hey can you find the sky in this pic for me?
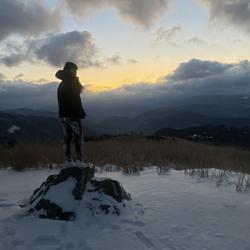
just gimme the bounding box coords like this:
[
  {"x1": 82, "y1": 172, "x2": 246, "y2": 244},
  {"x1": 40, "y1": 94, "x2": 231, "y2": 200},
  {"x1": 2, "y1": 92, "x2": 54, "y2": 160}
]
[{"x1": 0, "y1": 0, "x2": 250, "y2": 111}]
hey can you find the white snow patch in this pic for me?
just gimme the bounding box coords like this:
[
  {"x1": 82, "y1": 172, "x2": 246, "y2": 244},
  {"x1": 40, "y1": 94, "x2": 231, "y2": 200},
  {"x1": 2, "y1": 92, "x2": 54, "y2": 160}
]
[
  {"x1": 7, "y1": 125, "x2": 20, "y2": 134},
  {"x1": 192, "y1": 134, "x2": 198, "y2": 138},
  {"x1": 41, "y1": 177, "x2": 78, "y2": 213}
]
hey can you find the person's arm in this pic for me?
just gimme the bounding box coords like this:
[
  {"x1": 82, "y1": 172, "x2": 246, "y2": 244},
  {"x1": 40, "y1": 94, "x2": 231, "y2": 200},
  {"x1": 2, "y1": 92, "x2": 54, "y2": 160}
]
[
  {"x1": 75, "y1": 77, "x2": 84, "y2": 92},
  {"x1": 55, "y1": 70, "x2": 64, "y2": 80}
]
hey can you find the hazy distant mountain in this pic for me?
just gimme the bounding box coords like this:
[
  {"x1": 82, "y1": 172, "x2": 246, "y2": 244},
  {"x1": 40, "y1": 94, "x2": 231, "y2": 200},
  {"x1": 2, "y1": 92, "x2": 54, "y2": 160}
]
[
  {"x1": 155, "y1": 125, "x2": 250, "y2": 147},
  {"x1": 174, "y1": 95, "x2": 250, "y2": 118},
  {"x1": 2, "y1": 94, "x2": 250, "y2": 137},
  {"x1": 2, "y1": 94, "x2": 250, "y2": 123},
  {"x1": 6, "y1": 108, "x2": 57, "y2": 117},
  {"x1": 0, "y1": 111, "x2": 96, "y2": 143},
  {"x1": 92, "y1": 107, "x2": 250, "y2": 135},
  {"x1": 84, "y1": 94, "x2": 250, "y2": 123},
  {"x1": 84, "y1": 102, "x2": 149, "y2": 123}
]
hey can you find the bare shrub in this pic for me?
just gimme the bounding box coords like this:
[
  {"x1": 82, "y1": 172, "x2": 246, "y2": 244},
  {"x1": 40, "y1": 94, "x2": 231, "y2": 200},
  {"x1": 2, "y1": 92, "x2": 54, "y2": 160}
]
[
  {"x1": 122, "y1": 166, "x2": 141, "y2": 176},
  {"x1": 156, "y1": 166, "x2": 170, "y2": 175},
  {"x1": 236, "y1": 173, "x2": 246, "y2": 192}
]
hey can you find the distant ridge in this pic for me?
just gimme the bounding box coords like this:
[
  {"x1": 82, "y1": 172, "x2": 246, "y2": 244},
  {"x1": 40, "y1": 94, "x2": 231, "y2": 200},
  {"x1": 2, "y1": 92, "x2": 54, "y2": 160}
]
[
  {"x1": 155, "y1": 125, "x2": 250, "y2": 148},
  {"x1": 91, "y1": 107, "x2": 250, "y2": 135}
]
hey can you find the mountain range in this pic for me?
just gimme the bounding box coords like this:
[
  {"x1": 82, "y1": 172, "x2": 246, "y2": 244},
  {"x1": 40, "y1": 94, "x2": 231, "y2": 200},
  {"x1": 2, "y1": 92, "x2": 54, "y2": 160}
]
[
  {"x1": 91, "y1": 108, "x2": 250, "y2": 135},
  {"x1": 1, "y1": 94, "x2": 250, "y2": 143}
]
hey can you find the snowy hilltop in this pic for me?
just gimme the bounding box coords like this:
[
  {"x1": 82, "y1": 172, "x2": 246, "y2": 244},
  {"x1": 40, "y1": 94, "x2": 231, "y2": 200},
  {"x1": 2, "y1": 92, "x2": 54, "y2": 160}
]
[{"x1": 0, "y1": 167, "x2": 250, "y2": 250}]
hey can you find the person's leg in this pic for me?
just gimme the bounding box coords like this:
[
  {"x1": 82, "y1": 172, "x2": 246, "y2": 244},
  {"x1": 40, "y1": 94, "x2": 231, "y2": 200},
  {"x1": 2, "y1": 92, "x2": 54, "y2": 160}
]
[
  {"x1": 71, "y1": 119, "x2": 83, "y2": 162},
  {"x1": 62, "y1": 119, "x2": 73, "y2": 162}
]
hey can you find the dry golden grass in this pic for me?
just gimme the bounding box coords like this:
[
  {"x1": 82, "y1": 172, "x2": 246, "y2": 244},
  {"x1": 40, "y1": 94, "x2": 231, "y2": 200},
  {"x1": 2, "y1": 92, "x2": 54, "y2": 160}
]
[
  {"x1": 1, "y1": 135, "x2": 250, "y2": 173},
  {"x1": 0, "y1": 141, "x2": 62, "y2": 170}
]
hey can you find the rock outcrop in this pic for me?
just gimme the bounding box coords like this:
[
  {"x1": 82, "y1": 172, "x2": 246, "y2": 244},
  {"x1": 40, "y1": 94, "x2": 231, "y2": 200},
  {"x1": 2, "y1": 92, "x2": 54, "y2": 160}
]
[{"x1": 20, "y1": 167, "x2": 131, "y2": 220}]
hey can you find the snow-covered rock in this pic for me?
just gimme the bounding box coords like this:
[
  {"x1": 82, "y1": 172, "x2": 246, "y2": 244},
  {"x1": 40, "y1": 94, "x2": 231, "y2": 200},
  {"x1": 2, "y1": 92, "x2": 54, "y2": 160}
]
[{"x1": 20, "y1": 167, "x2": 131, "y2": 220}]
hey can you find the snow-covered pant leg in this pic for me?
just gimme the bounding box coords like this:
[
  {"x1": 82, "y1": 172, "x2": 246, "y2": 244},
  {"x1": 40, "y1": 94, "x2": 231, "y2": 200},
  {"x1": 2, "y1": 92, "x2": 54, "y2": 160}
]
[
  {"x1": 61, "y1": 118, "x2": 83, "y2": 162},
  {"x1": 72, "y1": 119, "x2": 83, "y2": 161},
  {"x1": 62, "y1": 119, "x2": 73, "y2": 162}
]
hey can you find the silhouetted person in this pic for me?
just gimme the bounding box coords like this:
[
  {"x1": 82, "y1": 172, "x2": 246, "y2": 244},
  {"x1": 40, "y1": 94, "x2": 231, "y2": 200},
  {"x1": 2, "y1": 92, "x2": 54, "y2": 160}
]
[{"x1": 56, "y1": 62, "x2": 86, "y2": 166}]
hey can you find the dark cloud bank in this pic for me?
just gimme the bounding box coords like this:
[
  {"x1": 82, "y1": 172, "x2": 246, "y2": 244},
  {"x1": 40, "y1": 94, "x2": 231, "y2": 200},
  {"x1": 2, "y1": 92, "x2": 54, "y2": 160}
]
[
  {"x1": 65, "y1": 0, "x2": 169, "y2": 28},
  {"x1": 201, "y1": 0, "x2": 250, "y2": 33},
  {"x1": 0, "y1": 30, "x2": 137, "y2": 68},
  {"x1": 0, "y1": 0, "x2": 61, "y2": 41},
  {"x1": 0, "y1": 31, "x2": 100, "y2": 68},
  {"x1": 34, "y1": 31, "x2": 100, "y2": 67},
  {"x1": 1, "y1": 59, "x2": 250, "y2": 120}
]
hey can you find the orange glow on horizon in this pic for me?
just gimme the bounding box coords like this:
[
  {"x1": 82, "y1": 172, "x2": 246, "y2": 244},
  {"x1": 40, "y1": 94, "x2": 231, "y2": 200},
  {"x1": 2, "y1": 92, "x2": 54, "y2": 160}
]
[
  {"x1": 2, "y1": 54, "x2": 249, "y2": 93},
  {"x1": 2, "y1": 61, "x2": 174, "y2": 92}
]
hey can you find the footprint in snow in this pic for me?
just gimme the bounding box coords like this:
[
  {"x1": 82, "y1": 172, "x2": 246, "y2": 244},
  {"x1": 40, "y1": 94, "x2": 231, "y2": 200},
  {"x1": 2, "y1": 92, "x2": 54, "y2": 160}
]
[{"x1": 135, "y1": 231, "x2": 158, "y2": 250}]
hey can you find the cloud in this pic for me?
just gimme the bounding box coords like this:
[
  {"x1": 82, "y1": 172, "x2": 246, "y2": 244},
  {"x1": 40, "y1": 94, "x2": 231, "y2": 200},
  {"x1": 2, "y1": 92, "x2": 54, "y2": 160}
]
[
  {"x1": 0, "y1": 42, "x2": 29, "y2": 66},
  {"x1": 154, "y1": 26, "x2": 181, "y2": 46},
  {"x1": 33, "y1": 31, "x2": 100, "y2": 68},
  {"x1": 0, "y1": 73, "x2": 6, "y2": 80},
  {"x1": 0, "y1": 31, "x2": 101, "y2": 68},
  {"x1": 162, "y1": 59, "x2": 250, "y2": 95},
  {"x1": 64, "y1": 0, "x2": 169, "y2": 28},
  {"x1": 201, "y1": 0, "x2": 250, "y2": 33},
  {"x1": 155, "y1": 26, "x2": 181, "y2": 41},
  {"x1": 1, "y1": 53, "x2": 27, "y2": 67},
  {"x1": 0, "y1": 78, "x2": 58, "y2": 109},
  {"x1": 0, "y1": 0, "x2": 61, "y2": 41},
  {"x1": 14, "y1": 74, "x2": 24, "y2": 80},
  {"x1": 106, "y1": 54, "x2": 122, "y2": 65},
  {"x1": 128, "y1": 59, "x2": 138, "y2": 64},
  {"x1": 0, "y1": 41, "x2": 29, "y2": 66},
  {"x1": 187, "y1": 37, "x2": 206, "y2": 46},
  {"x1": 166, "y1": 58, "x2": 233, "y2": 81},
  {"x1": 1, "y1": 59, "x2": 250, "y2": 112}
]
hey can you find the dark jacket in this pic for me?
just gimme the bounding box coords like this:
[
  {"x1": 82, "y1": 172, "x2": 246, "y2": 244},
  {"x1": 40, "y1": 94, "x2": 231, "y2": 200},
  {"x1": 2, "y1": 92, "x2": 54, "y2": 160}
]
[{"x1": 56, "y1": 70, "x2": 86, "y2": 119}]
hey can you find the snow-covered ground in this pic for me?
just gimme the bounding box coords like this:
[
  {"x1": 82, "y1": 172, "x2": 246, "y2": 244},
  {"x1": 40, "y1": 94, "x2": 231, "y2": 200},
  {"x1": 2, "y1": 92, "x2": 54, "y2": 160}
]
[{"x1": 0, "y1": 167, "x2": 250, "y2": 250}]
